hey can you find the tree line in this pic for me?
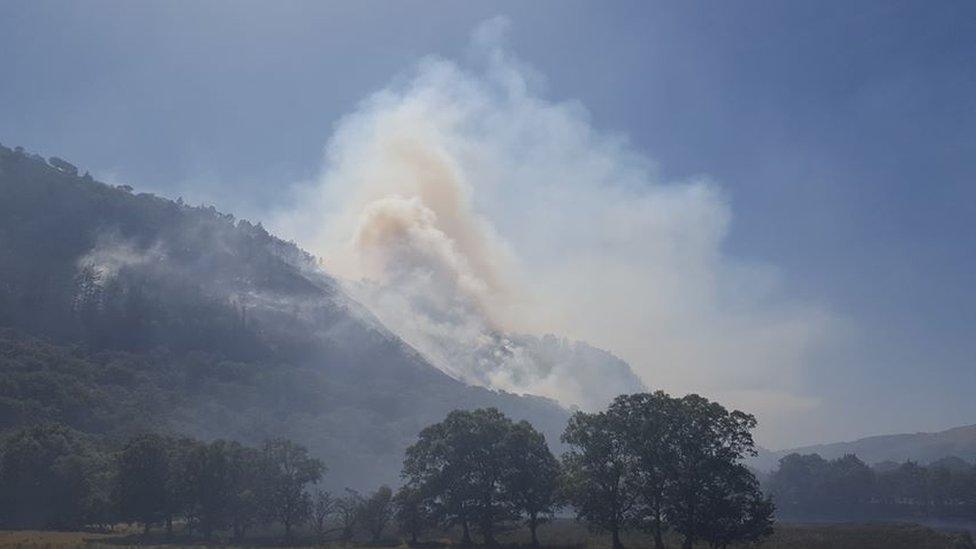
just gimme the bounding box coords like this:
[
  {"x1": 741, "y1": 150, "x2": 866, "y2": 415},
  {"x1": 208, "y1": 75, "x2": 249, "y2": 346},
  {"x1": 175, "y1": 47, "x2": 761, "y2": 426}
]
[
  {"x1": 768, "y1": 452, "x2": 976, "y2": 522},
  {"x1": 400, "y1": 392, "x2": 773, "y2": 549},
  {"x1": 0, "y1": 391, "x2": 772, "y2": 547},
  {"x1": 0, "y1": 424, "x2": 388, "y2": 543}
]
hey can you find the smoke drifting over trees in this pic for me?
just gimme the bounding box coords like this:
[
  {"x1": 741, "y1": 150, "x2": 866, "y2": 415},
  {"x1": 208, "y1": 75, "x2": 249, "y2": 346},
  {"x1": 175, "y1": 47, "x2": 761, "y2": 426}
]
[
  {"x1": 0, "y1": 143, "x2": 569, "y2": 489},
  {"x1": 272, "y1": 19, "x2": 834, "y2": 434}
]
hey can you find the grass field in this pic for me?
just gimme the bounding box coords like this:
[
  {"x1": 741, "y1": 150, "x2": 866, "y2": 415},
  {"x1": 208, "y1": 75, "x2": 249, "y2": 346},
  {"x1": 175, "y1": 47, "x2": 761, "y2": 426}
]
[{"x1": 1, "y1": 521, "x2": 973, "y2": 548}]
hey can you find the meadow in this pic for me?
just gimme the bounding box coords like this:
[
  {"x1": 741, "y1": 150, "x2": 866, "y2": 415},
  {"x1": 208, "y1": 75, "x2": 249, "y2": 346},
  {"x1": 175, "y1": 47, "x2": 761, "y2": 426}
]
[{"x1": 1, "y1": 521, "x2": 973, "y2": 549}]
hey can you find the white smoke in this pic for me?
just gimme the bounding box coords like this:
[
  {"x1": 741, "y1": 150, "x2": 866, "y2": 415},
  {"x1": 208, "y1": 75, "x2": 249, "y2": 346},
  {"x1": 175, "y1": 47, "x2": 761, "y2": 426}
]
[
  {"x1": 273, "y1": 18, "x2": 834, "y2": 431},
  {"x1": 77, "y1": 235, "x2": 166, "y2": 282}
]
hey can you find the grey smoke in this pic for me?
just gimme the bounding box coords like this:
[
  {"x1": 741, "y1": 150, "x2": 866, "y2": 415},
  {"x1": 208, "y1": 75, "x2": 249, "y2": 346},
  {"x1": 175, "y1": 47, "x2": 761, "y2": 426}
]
[{"x1": 273, "y1": 19, "x2": 836, "y2": 434}]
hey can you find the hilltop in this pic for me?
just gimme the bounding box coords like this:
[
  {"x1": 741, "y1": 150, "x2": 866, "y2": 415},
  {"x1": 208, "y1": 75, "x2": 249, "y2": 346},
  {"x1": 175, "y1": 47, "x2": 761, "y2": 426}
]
[{"x1": 0, "y1": 144, "x2": 570, "y2": 489}]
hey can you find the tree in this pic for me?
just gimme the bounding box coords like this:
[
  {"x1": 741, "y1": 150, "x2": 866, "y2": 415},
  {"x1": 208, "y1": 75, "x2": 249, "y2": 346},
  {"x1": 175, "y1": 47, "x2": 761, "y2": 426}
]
[
  {"x1": 767, "y1": 453, "x2": 830, "y2": 517},
  {"x1": 187, "y1": 440, "x2": 241, "y2": 538},
  {"x1": 311, "y1": 489, "x2": 334, "y2": 541},
  {"x1": 114, "y1": 434, "x2": 170, "y2": 534},
  {"x1": 503, "y1": 420, "x2": 562, "y2": 547},
  {"x1": 259, "y1": 438, "x2": 325, "y2": 540},
  {"x1": 225, "y1": 443, "x2": 262, "y2": 539},
  {"x1": 335, "y1": 488, "x2": 364, "y2": 541},
  {"x1": 768, "y1": 453, "x2": 874, "y2": 519},
  {"x1": 0, "y1": 424, "x2": 99, "y2": 530},
  {"x1": 698, "y1": 464, "x2": 774, "y2": 549},
  {"x1": 822, "y1": 454, "x2": 874, "y2": 517},
  {"x1": 394, "y1": 485, "x2": 432, "y2": 545},
  {"x1": 561, "y1": 410, "x2": 640, "y2": 549},
  {"x1": 164, "y1": 437, "x2": 204, "y2": 537},
  {"x1": 664, "y1": 394, "x2": 762, "y2": 549},
  {"x1": 360, "y1": 485, "x2": 394, "y2": 542},
  {"x1": 402, "y1": 408, "x2": 521, "y2": 545},
  {"x1": 609, "y1": 392, "x2": 677, "y2": 549}
]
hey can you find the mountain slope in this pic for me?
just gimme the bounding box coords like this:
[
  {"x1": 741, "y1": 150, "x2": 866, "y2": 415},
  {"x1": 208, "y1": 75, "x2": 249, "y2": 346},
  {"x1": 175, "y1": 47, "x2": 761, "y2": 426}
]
[
  {"x1": 752, "y1": 424, "x2": 976, "y2": 471},
  {"x1": 0, "y1": 144, "x2": 570, "y2": 489}
]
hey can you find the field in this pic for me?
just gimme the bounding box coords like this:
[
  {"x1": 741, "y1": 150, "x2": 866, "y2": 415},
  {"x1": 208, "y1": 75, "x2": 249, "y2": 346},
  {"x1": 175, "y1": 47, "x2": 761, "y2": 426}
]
[{"x1": 1, "y1": 522, "x2": 973, "y2": 549}]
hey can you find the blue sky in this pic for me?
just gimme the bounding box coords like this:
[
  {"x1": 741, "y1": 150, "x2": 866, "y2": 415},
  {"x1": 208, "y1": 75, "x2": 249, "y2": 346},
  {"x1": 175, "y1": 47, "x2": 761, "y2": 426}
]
[{"x1": 2, "y1": 0, "x2": 974, "y2": 447}]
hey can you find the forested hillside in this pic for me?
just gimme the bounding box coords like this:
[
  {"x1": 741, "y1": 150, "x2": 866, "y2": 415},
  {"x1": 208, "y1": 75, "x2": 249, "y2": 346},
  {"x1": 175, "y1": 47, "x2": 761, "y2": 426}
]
[{"x1": 0, "y1": 144, "x2": 569, "y2": 489}]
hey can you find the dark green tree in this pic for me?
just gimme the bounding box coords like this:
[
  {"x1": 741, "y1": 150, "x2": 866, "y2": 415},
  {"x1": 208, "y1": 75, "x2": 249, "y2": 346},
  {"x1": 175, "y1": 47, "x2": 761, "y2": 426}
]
[
  {"x1": 188, "y1": 440, "x2": 240, "y2": 538},
  {"x1": 360, "y1": 485, "x2": 394, "y2": 542},
  {"x1": 164, "y1": 436, "x2": 203, "y2": 537},
  {"x1": 224, "y1": 442, "x2": 263, "y2": 539},
  {"x1": 561, "y1": 410, "x2": 640, "y2": 549},
  {"x1": 608, "y1": 392, "x2": 676, "y2": 549},
  {"x1": 402, "y1": 408, "x2": 520, "y2": 545},
  {"x1": 259, "y1": 438, "x2": 325, "y2": 540},
  {"x1": 698, "y1": 463, "x2": 774, "y2": 549},
  {"x1": 0, "y1": 424, "x2": 99, "y2": 530},
  {"x1": 503, "y1": 420, "x2": 562, "y2": 547},
  {"x1": 114, "y1": 434, "x2": 170, "y2": 535},
  {"x1": 665, "y1": 394, "x2": 762, "y2": 549},
  {"x1": 393, "y1": 484, "x2": 432, "y2": 545}
]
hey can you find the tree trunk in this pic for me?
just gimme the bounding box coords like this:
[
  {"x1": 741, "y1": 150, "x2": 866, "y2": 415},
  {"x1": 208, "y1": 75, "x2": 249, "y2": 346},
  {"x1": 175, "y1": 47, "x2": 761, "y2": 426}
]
[
  {"x1": 411, "y1": 530, "x2": 418, "y2": 545},
  {"x1": 530, "y1": 517, "x2": 540, "y2": 547},
  {"x1": 461, "y1": 520, "x2": 473, "y2": 545},
  {"x1": 483, "y1": 519, "x2": 498, "y2": 547},
  {"x1": 612, "y1": 526, "x2": 625, "y2": 549},
  {"x1": 165, "y1": 516, "x2": 173, "y2": 537},
  {"x1": 682, "y1": 535, "x2": 693, "y2": 549},
  {"x1": 652, "y1": 514, "x2": 665, "y2": 549}
]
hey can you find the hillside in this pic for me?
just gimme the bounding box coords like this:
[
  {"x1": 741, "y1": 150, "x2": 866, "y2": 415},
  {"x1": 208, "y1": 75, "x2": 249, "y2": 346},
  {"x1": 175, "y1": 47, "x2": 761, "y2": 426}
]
[
  {"x1": 752, "y1": 424, "x2": 976, "y2": 471},
  {"x1": 0, "y1": 144, "x2": 570, "y2": 489}
]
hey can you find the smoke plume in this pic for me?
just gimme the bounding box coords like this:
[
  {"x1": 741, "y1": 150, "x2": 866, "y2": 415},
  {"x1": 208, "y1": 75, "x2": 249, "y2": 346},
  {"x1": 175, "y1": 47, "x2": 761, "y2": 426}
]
[{"x1": 273, "y1": 19, "x2": 834, "y2": 431}]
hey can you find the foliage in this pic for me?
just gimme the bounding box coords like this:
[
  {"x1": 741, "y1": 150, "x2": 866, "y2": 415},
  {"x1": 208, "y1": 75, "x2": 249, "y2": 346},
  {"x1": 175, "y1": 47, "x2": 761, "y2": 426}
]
[
  {"x1": 0, "y1": 424, "x2": 107, "y2": 530},
  {"x1": 113, "y1": 434, "x2": 170, "y2": 532},
  {"x1": 402, "y1": 408, "x2": 530, "y2": 544},
  {"x1": 503, "y1": 420, "x2": 564, "y2": 546},
  {"x1": 258, "y1": 439, "x2": 325, "y2": 539},
  {"x1": 769, "y1": 451, "x2": 976, "y2": 522},
  {"x1": 393, "y1": 484, "x2": 432, "y2": 545},
  {"x1": 562, "y1": 410, "x2": 640, "y2": 549},
  {"x1": 334, "y1": 488, "x2": 365, "y2": 541},
  {"x1": 311, "y1": 489, "x2": 333, "y2": 541},
  {"x1": 359, "y1": 485, "x2": 394, "y2": 542},
  {"x1": 0, "y1": 144, "x2": 571, "y2": 490},
  {"x1": 562, "y1": 393, "x2": 771, "y2": 549}
]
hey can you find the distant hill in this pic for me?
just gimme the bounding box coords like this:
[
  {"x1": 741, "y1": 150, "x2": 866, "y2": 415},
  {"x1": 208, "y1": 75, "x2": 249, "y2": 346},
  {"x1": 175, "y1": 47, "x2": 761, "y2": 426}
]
[
  {"x1": 751, "y1": 424, "x2": 976, "y2": 471},
  {"x1": 0, "y1": 144, "x2": 570, "y2": 489}
]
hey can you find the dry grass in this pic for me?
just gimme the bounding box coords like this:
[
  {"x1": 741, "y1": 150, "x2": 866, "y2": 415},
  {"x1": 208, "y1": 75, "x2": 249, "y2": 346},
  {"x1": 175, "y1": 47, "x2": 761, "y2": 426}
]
[
  {"x1": 0, "y1": 522, "x2": 972, "y2": 548},
  {"x1": 0, "y1": 530, "x2": 115, "y2": 548}
]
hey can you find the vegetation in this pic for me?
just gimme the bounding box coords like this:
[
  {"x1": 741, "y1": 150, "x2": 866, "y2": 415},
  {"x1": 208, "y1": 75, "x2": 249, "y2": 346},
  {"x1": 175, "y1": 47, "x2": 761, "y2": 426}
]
[
  {"x1": 0, "y1": 426, "x2": 325, "y2": 541},
  {"x1": 401, "y1": 408, "x2": 561, "y2": 545},
  {"x1": 561, "y1": 393, "x2": 773, "y2": 549},
  {"x1": 0, "y1": 143, "x2": 570, "y2": 488},
  {"x1": 1, "y1": 145, "x2": 973, "y2": 547},
  {"x1": 396, "y1": 398, "x2": 770, "y2": 548},
  {"x1": 769, "y1": 451, "x2": 976, "y2": 523}
]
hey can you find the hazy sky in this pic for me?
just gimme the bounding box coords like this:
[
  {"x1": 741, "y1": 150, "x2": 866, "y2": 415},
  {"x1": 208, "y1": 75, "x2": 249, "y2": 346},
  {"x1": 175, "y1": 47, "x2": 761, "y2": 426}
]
[{"x1": 2, "y1": 0, "x2": 974, "y2": 449}]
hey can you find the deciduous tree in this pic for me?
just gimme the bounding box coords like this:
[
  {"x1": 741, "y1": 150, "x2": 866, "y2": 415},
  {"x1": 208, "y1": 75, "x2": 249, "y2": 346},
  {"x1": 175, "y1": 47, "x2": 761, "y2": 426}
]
[{"x1": 562, "y1": 410, "x2": 640, "y2": 549}]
